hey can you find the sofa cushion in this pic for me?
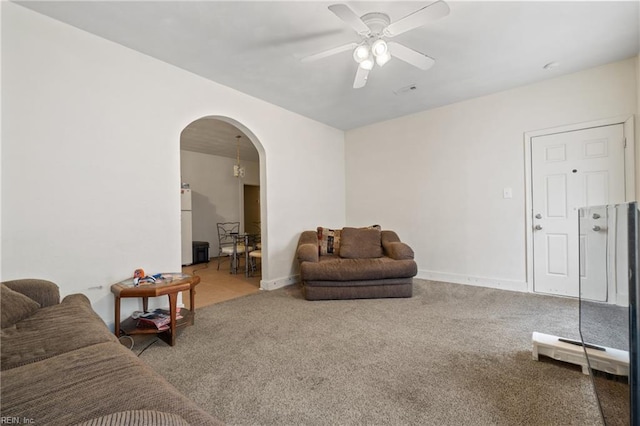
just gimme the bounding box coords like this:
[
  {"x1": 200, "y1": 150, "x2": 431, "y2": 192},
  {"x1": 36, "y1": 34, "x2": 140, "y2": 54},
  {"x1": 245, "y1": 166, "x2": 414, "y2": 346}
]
[
  {"x1": 317, "y1": 227, "x2": 341, "y2": 256},
  {"x1": 301, "y1": 256, "x2": 417, "y2": 281},
  {"x1": 1, "y1": 284, "x2": 40, "y2": 329},
  {"x1": 339, "y1": 227, "x2": 383, "y2": 259},
  {"x1": 0, "y1": 342, "x2": 221, "y2": 425},
  {"x1": 1, "y1": 293, "x2": 117, "y2": 370}
]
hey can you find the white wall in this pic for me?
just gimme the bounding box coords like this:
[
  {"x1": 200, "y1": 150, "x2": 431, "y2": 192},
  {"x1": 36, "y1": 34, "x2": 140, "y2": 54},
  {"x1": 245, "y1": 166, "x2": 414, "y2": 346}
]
[
  {"x1": 180, "y1": 150, "x2": 259, "y2": 257},
  {"x1": 1, "y1": 3, "x2": 345, "y2": 325},
  {"x1": 346, "y1": 58, "x2": 638, "y2": 292},
  {"x1": 0, "y1": 3, "x2": 3, "y2": 279}
]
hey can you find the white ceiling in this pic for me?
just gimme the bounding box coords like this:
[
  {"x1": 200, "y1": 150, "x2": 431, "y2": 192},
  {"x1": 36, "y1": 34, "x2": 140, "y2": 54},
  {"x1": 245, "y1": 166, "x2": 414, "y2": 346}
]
[{"x1": 16, "y1": 1, "x2": 640, "y2": 133}]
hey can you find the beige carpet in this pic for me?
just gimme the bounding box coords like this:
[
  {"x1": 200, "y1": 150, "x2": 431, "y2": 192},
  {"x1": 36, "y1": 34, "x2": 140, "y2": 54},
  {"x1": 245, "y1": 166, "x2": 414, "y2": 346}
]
[{"x1": 136, "y1": 279, "x2": 616, "y2": 425}]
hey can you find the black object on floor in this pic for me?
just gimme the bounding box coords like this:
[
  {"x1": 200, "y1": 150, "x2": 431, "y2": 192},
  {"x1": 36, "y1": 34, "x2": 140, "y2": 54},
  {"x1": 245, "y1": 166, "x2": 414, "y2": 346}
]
[{"x1": 192, "y1": 241, "x2": 210, "y2": 264}]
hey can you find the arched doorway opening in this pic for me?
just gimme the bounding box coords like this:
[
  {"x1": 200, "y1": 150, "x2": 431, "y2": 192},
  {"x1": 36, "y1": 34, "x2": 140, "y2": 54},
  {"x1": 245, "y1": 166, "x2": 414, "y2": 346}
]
[{"x1": 178, "y1": 116, "x2": 267, "y2": 303}]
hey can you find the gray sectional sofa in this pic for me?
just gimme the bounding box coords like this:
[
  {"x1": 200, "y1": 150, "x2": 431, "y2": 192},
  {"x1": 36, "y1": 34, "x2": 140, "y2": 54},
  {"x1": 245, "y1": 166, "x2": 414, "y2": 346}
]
[
  {"x1": 0, "y1": 279, "x2": 221, "y2": 426},
  {"x1": 297, "y1": 227, "x2": 418, "y2": 300}
]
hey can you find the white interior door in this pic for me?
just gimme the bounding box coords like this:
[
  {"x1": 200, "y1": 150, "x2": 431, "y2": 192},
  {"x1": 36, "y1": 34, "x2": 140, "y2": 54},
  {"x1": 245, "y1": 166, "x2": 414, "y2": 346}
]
[{"x1": 531, "y1": 124, "x2": 625, "y2": 298}]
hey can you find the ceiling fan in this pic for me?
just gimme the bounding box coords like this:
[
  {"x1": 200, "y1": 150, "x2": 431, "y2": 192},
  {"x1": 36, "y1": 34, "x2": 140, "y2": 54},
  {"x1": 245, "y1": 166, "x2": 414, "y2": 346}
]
[{"x1": 301, "y1": 1, "x2": 450, "y2": 89}]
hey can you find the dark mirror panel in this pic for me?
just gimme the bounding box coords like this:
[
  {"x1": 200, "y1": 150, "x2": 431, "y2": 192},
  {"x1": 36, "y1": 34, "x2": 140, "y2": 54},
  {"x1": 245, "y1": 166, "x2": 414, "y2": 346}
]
[{"x1": 579, "y1": 202, "x2": 638, "y2": 426}]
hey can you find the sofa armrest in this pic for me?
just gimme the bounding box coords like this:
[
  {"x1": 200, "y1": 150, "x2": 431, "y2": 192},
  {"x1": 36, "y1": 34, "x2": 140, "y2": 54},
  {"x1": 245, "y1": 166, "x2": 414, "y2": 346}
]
[
  {"x1": 297, "y1": 231, "x2": 319, "y2": 263},
  {"x1": 383, "y1": 242, "x2": 415, "y2": 260},
  {"x1": 381, "y1": 231, "x2": 415, "y2": 260},
  {"x1": 381, "y1": 230, "x2": 401, "y2": 244},
  {"x1": 61, "y1": 293, "x2": 92, "y2": 306},
  {"x1": 2, "y1": 279, "x2": 60, "y2": 307}
]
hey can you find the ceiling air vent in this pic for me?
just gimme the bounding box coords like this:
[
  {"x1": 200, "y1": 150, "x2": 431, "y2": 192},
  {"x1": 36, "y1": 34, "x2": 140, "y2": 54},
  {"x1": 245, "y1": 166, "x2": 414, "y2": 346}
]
[{"x1": 394, "y1": 84, "x2": 418, "y2": 95}]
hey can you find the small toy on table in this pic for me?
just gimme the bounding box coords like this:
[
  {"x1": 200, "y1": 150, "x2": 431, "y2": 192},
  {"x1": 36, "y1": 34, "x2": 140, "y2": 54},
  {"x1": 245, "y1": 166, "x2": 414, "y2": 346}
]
[{"x1": 133, "y1": 269, "x2": 164, "y2": 286}]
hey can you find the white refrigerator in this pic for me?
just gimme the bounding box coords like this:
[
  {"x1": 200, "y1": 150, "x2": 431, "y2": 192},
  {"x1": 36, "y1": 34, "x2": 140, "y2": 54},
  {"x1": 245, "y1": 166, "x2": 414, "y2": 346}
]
[{"x1": 181, "y1": 188, "x2": 193, "y2": 266}]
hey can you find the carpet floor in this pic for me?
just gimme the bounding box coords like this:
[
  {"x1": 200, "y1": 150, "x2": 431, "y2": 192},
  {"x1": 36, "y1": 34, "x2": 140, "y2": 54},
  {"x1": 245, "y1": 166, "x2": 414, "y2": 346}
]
[{"x1": 137, "y1": 279, "x2": 611, "y2": 425}]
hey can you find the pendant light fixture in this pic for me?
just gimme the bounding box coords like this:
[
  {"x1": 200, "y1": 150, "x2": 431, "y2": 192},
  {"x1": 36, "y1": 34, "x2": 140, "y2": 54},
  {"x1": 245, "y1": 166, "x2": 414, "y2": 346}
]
[{"x1": 233, "y1": 135, "x2": 245, "y2": 178}]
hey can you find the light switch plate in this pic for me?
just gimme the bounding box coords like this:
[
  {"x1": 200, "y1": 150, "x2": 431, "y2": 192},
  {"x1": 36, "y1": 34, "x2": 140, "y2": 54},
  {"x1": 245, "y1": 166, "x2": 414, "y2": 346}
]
[{"x1": 503, "y1": 187, "x2": 513, "y2": 199}]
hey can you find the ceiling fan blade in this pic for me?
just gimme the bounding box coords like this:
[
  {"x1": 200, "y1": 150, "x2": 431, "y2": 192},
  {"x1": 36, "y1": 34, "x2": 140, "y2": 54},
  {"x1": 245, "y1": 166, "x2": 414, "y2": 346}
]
[
  {"x1": 328, "y1": 4, "x2": 371, "y2": 36},
  {"x1": 388, "y1": 42, "x2": 435, "y2": 70},
  {"x1": 300, "y1": 42, "x2": 358, "y2": 62},
  {"x1": 353, "y1": 66, "x2": 370, "y2": 89},
  {"x1": 383, "y1": 0, "x2": 450, "y2": 37}
]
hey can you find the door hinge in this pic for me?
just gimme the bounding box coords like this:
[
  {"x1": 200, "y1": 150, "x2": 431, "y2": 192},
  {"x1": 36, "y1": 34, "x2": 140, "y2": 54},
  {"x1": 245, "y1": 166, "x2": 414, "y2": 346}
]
[{"x1": 624, "y1": 137, "x2": 627, "y2": 148}]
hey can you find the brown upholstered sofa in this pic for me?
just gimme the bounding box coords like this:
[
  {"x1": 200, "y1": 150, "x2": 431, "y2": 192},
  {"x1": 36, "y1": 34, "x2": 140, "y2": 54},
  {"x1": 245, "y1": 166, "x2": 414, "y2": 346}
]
[
  {"x1": 297, "y1": 227, "x2": 417, "y2": 300},
  {"x1": 0, "y1": 279, "x2": 221, "y2": 426}
]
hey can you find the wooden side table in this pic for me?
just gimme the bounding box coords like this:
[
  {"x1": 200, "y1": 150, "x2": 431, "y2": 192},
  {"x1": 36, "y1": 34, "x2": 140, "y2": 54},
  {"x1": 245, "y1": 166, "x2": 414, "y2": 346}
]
[{"x1": 111, "y1": 273, "x2": 200, "y2": 346}]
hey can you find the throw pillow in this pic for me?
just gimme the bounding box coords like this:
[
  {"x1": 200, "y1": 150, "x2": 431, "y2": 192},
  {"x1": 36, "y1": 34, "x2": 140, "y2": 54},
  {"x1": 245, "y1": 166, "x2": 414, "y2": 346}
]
[
  {"x1": 1, "y1": 283, "x2": 40, "y2": 328},
  {"x1": 339, "y1": 227, "x2": 383, "y2": 259},
  {"x1": 317, "y1": 225, "x2": 381, "y2": 256},
  {"x1": 317, "y1": 227, "x2": 341, "y2": 256}
]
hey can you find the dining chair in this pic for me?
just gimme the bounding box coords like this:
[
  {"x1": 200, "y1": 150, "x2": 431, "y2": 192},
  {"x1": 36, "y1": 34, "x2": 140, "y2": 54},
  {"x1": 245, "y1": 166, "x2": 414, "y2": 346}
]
[
  {"x1": 249, "y1": 249, "x2": 262, "y2": 276},
  {"x1": 216, "y1": 222, "x2": 250, "y2": 272},
  {"x1": 252, "y1": 221, "x2": 262, "y2": 250},
  {"x1": 248, "y1": 230, "x2": 262, "y2": 276}
]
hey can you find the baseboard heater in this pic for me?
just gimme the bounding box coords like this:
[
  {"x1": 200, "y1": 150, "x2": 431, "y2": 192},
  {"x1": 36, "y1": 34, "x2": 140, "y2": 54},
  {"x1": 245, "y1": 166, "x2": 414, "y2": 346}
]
[{"x1": 532, "y1": 332, "x2": 629, "y2": 376}]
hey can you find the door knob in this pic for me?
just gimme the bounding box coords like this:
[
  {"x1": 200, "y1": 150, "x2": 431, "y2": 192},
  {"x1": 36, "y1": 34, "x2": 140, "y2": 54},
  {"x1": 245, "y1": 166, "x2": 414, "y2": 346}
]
[
  {"x1": 534, "y1": 225, "x2": 543, "y2": 231},
  {"x1": 593, "y1": 225, "x2": 601, "y2": 232}
]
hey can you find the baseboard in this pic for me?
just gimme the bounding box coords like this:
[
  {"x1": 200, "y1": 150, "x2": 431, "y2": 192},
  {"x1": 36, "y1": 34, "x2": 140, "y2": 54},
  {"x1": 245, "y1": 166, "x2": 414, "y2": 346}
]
[
  {"x1": 260, "y1": 274, "x2": 299, "y2": 291},
  {"x1": 417, "y1": 270, "x2": 528, "y2": 293}
]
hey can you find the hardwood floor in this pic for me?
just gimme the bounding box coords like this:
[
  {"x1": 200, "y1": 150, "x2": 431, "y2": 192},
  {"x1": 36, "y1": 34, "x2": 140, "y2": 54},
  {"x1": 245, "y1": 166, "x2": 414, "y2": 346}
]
[{"x1": 181, "y1": 258, "x2": 261, "y2": 310}]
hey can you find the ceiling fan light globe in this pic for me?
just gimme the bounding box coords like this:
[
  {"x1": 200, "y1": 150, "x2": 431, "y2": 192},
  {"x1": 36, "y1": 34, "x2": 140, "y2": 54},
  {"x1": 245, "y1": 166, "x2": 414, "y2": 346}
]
[
  {"x1": 353, "y1": 45, "x2": 370, "y2": 63},
  {"x1": 360, "y1": 58, "x2": 374, "y2": 71},
  {"x1": 376, "y1": 52, "x2": 391, "y2": 67},
  {"x1": 371, "y1": 39, "x2": 388, "y2": 57}
]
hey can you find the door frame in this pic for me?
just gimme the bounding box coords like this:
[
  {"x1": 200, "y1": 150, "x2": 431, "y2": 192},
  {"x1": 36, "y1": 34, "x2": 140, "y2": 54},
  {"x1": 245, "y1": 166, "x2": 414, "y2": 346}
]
[
  {"x1": 524, "y1": 115, "x2": 636, "y2": 294},
  {"x1": 241, "y1": 183, "x2": 261, "y2": 235}
]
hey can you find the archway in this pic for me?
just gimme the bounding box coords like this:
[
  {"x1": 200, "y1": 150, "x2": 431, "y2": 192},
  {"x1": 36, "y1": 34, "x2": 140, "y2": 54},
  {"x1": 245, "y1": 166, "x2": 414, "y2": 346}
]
[{"x1": 179, "y1": 115, "x2": 267, "y2": 287}]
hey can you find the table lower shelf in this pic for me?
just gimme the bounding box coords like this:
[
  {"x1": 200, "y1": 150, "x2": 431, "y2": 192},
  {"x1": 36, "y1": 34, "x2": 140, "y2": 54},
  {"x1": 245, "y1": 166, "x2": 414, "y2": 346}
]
[{"x1": 119, "y1": 308, "x2": 195, "y2": 337}]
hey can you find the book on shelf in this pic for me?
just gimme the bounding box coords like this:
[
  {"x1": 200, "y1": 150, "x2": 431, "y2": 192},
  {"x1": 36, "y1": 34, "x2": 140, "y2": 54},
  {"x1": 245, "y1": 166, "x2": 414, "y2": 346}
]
[
  {"x1": 154, "y1": 308, "x2": 183, "y2": 320},
  {"x1": 134, "y1": 308, "x2": 182, "y2": 330}
]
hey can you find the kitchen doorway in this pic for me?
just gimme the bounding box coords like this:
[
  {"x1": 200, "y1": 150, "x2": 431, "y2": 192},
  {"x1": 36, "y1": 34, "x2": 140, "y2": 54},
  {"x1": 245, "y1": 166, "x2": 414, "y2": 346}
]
[{"x1": 179, "y1": 115, "x2": 267, "y2": 302}]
